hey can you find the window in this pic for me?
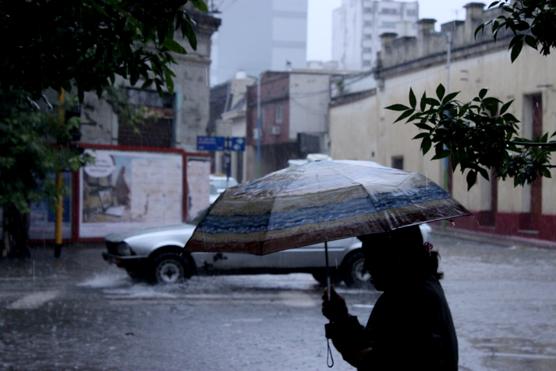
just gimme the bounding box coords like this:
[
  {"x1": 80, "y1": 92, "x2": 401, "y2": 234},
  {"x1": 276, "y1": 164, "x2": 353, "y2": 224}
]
[
  {"x1": 380, "y1": 8, "x2": 398, "y2": 15},
  {"x1": 391, "y1": 156, "x2": 404, "y2": 170},
  {"x1": 381, "y1": 21, "x2": 397, "y2": 29},
  {"x1": 275, "y1": 104, "x2": 283, "y2": 124},
  {"x1": 362, "y1": 47, "x2": 372, "y2": 54},
  {"x1": 406, "y1": 9, "x2": 417, "y2": 17}
]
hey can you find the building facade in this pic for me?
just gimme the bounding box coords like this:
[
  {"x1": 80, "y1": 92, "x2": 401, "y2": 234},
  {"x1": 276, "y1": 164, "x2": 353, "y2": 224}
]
[
  {"x1": 209, "y1": 73, "x2": 256, "y2": 183},
  {"x1": 210, "y1": 0, "x2": 308, "y2": 84},
  {"x1": 329, "y1": 3, "x2": 556, "y2": 242},
  {"x1": 244, "y1": 69, "x2": 344, "y2": 179},
  {"x1": 332, "y1": 0, "x2": 419, "y2": 70},
  {"x1": 81, "y1": 11, "x2": 221, "y2": 153}
]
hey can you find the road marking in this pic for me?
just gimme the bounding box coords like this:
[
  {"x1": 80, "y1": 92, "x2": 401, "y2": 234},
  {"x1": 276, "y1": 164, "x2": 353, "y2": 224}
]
[{"x1": 7, "y1": 290, "x2": 59, "y2": 310}]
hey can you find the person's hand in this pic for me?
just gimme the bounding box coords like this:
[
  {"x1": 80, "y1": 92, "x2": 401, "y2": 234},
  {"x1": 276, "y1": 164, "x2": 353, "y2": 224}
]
[{"x1": 322, "y1": 287, "x2": 349, "y2": 322}]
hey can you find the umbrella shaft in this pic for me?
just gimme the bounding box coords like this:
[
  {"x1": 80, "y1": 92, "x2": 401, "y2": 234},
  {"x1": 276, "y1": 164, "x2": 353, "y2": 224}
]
[{"x1": 325, "y1": 241, "x2": 331, "y2": 300}]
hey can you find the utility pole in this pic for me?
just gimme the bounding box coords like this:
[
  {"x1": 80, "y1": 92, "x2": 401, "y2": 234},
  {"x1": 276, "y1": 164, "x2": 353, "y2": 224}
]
[
  {"x1": 54, "y1": 88, "x2": 65, "y2": 258},
  {"x1": 255, "y1": 75, "x2": 262, "y2": 178}
]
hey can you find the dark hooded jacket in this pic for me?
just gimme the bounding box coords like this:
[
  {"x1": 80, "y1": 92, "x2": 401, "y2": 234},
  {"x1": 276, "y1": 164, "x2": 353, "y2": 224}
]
[{"x1": 325, "y1": 276, "x2": 458, "y2": 370}]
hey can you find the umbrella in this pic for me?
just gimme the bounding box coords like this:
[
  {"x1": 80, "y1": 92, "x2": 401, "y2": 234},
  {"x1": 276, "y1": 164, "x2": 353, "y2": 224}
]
[
  {"x1": 187, "y1": 160, "x2": 469, "y2": 258},
  {"x1": 186, "y1": 160, "x2": 470, "y2": 368}
]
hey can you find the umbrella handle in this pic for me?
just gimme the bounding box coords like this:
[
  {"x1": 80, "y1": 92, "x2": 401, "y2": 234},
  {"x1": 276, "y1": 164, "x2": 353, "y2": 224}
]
[
  {"x1": 324, "y1": 240, "x2": 334, "y2": 368},
  {"x1": 325, "y1": 240, "x2": 331, "y2": 301}
]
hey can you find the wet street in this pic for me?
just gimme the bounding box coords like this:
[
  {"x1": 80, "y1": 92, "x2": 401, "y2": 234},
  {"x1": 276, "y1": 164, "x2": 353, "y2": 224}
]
[{"x1": 1, "y1": 231, "x2": 555, "y2": 370}]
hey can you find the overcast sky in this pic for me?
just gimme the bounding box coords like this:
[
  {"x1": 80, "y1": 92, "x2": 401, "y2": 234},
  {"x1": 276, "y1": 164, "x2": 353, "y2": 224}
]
[{"x1": 307, "y1": 0, "x2": 476, "y2": 61}]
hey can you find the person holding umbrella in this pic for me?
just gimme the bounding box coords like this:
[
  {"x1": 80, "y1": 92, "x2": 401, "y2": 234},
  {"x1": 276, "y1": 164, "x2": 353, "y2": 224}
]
[{"x1": 322, "y1": 225, "x2": 458, "y2": 370}]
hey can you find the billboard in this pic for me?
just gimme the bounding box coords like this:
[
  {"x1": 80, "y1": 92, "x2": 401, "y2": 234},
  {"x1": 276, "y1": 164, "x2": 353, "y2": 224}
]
[{"x1": 79, "y1": 149, "x2": 183, "y2": 238}]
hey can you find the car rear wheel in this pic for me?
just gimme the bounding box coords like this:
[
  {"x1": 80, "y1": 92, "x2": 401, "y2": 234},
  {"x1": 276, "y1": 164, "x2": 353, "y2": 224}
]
[
  {"x1": 342, "y1": 251, "x2": 371, "y2": 287},
  {"x1": 153, "y1": 254, "x2": 186, "y2": 284}
]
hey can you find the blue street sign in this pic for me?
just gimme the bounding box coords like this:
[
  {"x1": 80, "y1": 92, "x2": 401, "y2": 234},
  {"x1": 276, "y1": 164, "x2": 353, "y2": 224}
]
[
  {"x1": 197, "y1": 136, "x2": 226, "y2": 151},
  {"x1": 197, "y1": 136, "x2": 246, "y2": 152},
  {"x1": 228, "y1": 137, "x2": 245, "y2": 152}
]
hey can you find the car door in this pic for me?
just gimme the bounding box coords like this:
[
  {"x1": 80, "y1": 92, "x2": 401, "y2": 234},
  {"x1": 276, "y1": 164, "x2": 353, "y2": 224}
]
[
  {"x1": 263, "y1": 237, "x2": 357, "y2": 269},
  {"x1": 192, "y1": 251, "x2": 273, "y2": 271}
]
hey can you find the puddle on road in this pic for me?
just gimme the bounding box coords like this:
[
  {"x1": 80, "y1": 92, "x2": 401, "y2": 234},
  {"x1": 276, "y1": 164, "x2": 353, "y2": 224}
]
[
  {"x1": 277, "y1": 291, "x2": 317, "y2": 308},
  {"x1": 77, "y1": 272, "x2": 129, "y2": 289}
]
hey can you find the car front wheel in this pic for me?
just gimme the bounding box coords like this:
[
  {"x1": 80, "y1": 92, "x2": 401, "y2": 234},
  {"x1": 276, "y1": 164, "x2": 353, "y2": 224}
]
[
  {"x1": 153, "y1": 254, "x2": 186, "y2": 284},
  {"x1": 342, "y1": 251, "x2": 371, "y2": 287}
]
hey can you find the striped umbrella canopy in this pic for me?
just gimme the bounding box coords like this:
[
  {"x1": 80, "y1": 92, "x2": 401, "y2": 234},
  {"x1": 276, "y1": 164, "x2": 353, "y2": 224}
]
[{"x1": 186, "y1": 160, "x2": 470, "y2": 255}]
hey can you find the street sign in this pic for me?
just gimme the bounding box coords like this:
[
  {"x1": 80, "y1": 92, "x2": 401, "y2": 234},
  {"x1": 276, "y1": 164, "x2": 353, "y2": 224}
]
[
  {"x1": 228, "y1": 137, "x2": 245, "y2": 152},
  {"x1": 197, "y1": 136, "x2": 246, "y2": 152},
  {"x1": 197, "y1": 136, "x2": 226, "y2": 151}
]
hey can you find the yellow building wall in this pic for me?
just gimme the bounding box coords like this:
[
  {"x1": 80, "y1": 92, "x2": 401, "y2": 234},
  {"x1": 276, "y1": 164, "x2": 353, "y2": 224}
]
[
  {"x1": 329, "y1": 47, "x2": 556, "y2": 215},
  {"x1": 329, "y1": 95, "x2": 378, "y2": 161}
]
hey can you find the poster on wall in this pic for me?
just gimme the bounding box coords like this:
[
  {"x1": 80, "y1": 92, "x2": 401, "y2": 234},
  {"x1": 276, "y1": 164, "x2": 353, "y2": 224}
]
[
  {"x1": 79, "y1": 149, "x2": 183, "y2": 238},
  {"x1": 29, "y1": 173, "x2": 72, "y2": 240},
  {"x1": 186, "y1": 158, "x2": 210, "y2": 222}
]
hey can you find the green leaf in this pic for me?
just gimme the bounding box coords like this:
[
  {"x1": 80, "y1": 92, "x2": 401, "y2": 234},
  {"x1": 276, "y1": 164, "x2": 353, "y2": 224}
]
[
  {"x1": 394, "y1": 109, "x2": 414, "y2": 123},
  {"x1": 413, "y1": 132, "x2": 429, "y2": 140},
  {"x1": 479, "y1": 88, "x2": 488, "y2": 99},
  {"x1": 442, "y1": 91, "x2": 459, "y2": 104},
  {"x1": 436, "y1": 84, "x2": 445, "y2": 100},
  {"x1": 421, "y1": 137, "x2": 432, "y2": 154},
  {"x1": 510, "y1": 38, "x2": 523, "y2": 62},
  {"x1": 420, "y1": 92, "x2": 427, "y2": 111},
  {"x1": 499, "y1": 100, "x2": 513, "y2": 115},
  {"x1": 163, "y1": 38, "x2": 186, "y2": 54},
  {"x1": 466, "y1": 171, "x2": 477, "y2": 190},
  {"x1": 524, "y1": 35, "x2": 537, "y2": 49},
  {"x1": 409, "y1": 88, "x2": 416, "y2": 108},
  {"x1": 502, "y1": 113, "x2": 519, "y2": 122},
  {"x1": 183, "y1": 19, "x2": 198, "y2": 50},
  {"x1": 386, "y1": 104, "x2": 410, "y2": 112},
  {"x1": 191, "y1": 0, "x2": 209, "y2": 12},
  {"x1": 415, "y1": 122, "x2": 433, "y2": 131},
  {"x1": 474, "y1": 23, "x2": 485, "y2": 39},
  {"x1": 477, "y1": 167, "x2": 490, "y2": 180}
]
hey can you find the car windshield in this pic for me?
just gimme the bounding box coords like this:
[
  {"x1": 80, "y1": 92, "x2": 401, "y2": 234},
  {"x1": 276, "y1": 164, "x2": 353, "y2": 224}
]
[
  {"x1": 191, "y1": 207, "x2": 210, "y2": 226},
  {"x1": 210, "y1": 177, "x2": 237, "y2": 190}
]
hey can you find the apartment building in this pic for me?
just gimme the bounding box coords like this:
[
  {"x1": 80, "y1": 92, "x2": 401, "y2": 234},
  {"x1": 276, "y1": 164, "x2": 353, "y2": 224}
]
[
  {"x1": 211, "y1": 0, "x2": 308, "y2": 84},
  {"x1": 332, "y1": 0, "x2": 419, "y2": 70}
]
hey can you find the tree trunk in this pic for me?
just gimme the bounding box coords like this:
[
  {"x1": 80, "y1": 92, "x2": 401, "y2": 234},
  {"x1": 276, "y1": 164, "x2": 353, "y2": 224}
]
[{"x1": 2, "y1": 204, "x2": 30, "y2": 259}]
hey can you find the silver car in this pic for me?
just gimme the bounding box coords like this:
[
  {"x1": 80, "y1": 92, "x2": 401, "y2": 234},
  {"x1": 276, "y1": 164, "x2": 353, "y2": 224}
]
[{"x1": 103, "y1": 221, "x2": 430, "y2": 286}]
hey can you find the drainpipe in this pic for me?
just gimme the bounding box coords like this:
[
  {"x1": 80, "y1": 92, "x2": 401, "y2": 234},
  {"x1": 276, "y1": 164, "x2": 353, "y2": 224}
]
[{"x1": 443, "y1": 31, "x2": 452, "y2": 193}]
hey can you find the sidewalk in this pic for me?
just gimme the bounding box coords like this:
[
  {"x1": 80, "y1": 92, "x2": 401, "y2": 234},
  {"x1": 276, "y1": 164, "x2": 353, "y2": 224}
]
[
  {"x1": 0, "y1": 244, "x2": 107, "y2": 281},
  {"x1": 432, "y1": 225, "x2": 556, "y2": 250}
]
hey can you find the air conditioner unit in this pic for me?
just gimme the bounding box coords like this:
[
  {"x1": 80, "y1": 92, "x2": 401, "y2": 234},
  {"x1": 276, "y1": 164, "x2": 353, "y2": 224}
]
[
  {"x1": 271, "y1": 126, "x2": 281, "y2": 135},
  {"x1": 252, "y1": 128, "x2": 261, "y2": 140}
]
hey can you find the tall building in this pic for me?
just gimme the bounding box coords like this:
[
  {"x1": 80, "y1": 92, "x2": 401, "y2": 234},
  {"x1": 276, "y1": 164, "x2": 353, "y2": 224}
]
[
  {"x1": 211, "y1": 0, "x2": 308, "y2": 85},
  {"x1": 332, "y1": 0, "x2": 419, "y2": 70}
]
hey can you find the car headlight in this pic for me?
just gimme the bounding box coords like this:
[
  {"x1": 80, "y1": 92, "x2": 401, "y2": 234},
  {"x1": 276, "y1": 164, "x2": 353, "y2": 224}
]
[{"x1": 116, "y1": 242, "x2": 133, "y2": 256}]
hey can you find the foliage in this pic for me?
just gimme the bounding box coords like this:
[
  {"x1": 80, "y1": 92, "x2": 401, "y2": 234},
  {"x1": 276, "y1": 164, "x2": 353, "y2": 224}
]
[
  {"x1": 0, "y1": 1, "x2": 207, "y2": 255},
  {"x1": 0, "y1": 90, "x2": 89, "y2": 213},
  {"x1": 0, "y1": 0, "x2": 208, "y2": 100},
  {"x1": 476, "y1": 0, "x2": 556, "y2": 62},
  {"x1": 388, "y1": 0, "x2": 556, "y2": 189},
  {"x1": 386, "y1": 86, "x2": 554, "y2": 189}
]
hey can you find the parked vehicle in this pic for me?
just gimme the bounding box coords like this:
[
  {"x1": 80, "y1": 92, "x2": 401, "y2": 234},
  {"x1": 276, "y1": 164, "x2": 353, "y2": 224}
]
[
  {"x1": 209, "y1": 175, "x2": 238, "y2": 203},
  {"x1": 102, "y1": 217, "x2": 431, "y2": 286}
]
